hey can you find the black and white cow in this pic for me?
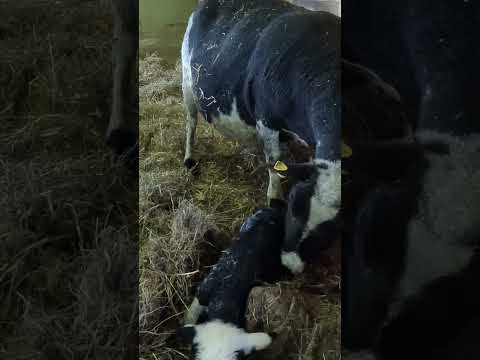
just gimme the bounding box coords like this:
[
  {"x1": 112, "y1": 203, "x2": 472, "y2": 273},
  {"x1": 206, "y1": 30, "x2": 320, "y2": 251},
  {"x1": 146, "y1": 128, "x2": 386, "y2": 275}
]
[
  {"x1": 107, "y1": 0, "x2": 138, "y2": 158},
  {"x1": 275, "y1": 59, "x2": 414, "y2": 273},
  {"x1": 181, "y1": 0, "x2": 341, "y2": 274},
  {"x1": 342, "y1": 132, "x2": 480, "y2": 359},
  {"x1": 289, "y1": 0, "x2": 340, "y2": 15},
  {"x1": 343, "y1": 0, "x2": 480, "y2": 136},
  {"x1": 178, "y1": 207, "x2": 288, "y2": 360}
]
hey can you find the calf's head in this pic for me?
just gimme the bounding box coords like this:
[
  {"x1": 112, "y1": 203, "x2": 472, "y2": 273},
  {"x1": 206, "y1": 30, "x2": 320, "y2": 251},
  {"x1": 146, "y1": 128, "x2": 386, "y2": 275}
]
[
  {"x1": 275, "y1": 160, "x2": 341, "y2": 274},
  {"x1": 177, "y1": 320, "x2": 272, "y2": 360}
]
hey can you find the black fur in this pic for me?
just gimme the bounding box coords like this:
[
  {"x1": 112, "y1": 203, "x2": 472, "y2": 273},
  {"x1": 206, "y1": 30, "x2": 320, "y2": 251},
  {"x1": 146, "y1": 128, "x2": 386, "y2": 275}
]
[
  {"x1": 343, "y1": 0, "x2": 480, "y2": 135},
  {"x1": 187, "y1": 0, "x2": 340, "y2": 155},
  {"x1": 194, "y1": 207, "x2": 288, "y2": 327},
  {"x1": 342, "y1": 136, "x2": 480, "y2": 358}
]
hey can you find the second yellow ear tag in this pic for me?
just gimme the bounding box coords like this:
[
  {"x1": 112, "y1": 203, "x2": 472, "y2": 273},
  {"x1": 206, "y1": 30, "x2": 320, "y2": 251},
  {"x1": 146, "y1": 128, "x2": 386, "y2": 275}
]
[
  {"x1": 342, "y1": 142, "x2": 353, "y2": 158},
  {"x1": 274, "y1": 160, "x2": 288, "y2": 171}
]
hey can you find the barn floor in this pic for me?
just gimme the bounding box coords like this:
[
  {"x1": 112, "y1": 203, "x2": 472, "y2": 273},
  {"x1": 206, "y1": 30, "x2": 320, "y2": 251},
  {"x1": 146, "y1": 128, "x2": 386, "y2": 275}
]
[
  {"x1": 139, "y1": 54, "x2": 341, "y2": 359},
  {"x1": 0, "y1": 1, "x2": 137, "y2": 359}
]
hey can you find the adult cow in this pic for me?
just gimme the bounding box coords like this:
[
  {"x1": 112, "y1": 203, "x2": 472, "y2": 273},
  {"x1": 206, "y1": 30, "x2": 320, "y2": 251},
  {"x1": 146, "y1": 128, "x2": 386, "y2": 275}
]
[
  {"x1": 289, "y1": 0, "x2": 340, "y2": 15},
  {"x1": 107, "y1": 0, "x2": 138, "y2": 160},
  {"x1": 342, "y1": 132, "x2": 480, "y2": 360},
  {"x1": 181, "y1": 0, "x2": 341, "y2": 274},
  {"x1": 343, "y1": 0, "x2": 480, "y2": 135}
]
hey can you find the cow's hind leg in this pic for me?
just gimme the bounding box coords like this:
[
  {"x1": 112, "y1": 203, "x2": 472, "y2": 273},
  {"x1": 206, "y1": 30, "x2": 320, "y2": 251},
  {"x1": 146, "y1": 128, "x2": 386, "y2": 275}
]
[
  {"x1": 257, "y1": 122, "x2": 283, "y2": 205},
  {"x1": 184, "y1": 297, "x2": 206, "y2": 325},
  {"x1": 182, "y1": 84, "x2": 199, "y2": 172},
  {"x1": 107, "y1": 0, "x2": 138, "y2": 156}
]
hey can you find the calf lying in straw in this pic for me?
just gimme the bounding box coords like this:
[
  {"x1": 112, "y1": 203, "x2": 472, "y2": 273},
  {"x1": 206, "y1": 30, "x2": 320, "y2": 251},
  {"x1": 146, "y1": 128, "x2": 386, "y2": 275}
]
[{"x1": 177, "y1": 207, "x2": 289, "y2": 360}]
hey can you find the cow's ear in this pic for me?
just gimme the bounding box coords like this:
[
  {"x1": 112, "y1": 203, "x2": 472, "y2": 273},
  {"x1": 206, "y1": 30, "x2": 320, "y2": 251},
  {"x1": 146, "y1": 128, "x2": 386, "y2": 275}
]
[
  {"x1": 342, "y1": 59, "x2": 379, "y2": 89},
  {"x1": 244, "y1": 332, "x2": 273, "y2": 352},
  {"x1": 272, "y1": 161, "x2": 317, "y2": 181},
  {"x1": 176, "y1": 325, "x2": 196, "y2": 344}
]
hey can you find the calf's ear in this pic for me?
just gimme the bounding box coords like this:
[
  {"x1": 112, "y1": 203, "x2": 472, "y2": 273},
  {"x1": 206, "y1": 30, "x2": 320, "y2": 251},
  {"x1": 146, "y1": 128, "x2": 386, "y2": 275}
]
[
  {"x1": 244, "y1": 332, "x2": 273, "y2": 351},
  {"x1": 176, "y1": 325, "x2": 196, "y2": 344}
]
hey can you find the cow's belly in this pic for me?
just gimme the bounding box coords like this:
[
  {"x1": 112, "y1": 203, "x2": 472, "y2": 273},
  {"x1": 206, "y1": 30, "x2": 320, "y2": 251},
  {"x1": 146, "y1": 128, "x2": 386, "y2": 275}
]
[{"x1": 210, "y1": 100, "x2": 258, "y2": 147}]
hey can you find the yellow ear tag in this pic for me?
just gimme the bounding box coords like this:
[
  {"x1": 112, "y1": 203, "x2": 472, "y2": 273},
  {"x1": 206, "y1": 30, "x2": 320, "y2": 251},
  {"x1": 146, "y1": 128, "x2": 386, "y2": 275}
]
[
  {"x1": 342, "y1": 142, "x2": 353, "y2": 158},
  {"x1": 274, "y1": 160, "x2": 288, "y2": 172}
]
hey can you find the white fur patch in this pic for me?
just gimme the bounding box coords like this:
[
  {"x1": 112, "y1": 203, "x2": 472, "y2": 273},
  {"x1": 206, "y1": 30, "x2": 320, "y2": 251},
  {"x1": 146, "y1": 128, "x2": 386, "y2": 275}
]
[
  {"x1": 256, "y1": 122, "x2": 280, "y2": 161},
  {"x1": 289, "y1": 0, "x2": 341, "y2": 16},
  {"x1": 303, "y1": 159, "x2": 341, "y2": 239},
  {"x1": 185, "y1": 297, "x2": 206, "y2": 325},
  {"x1": 281, "y1": 251, "x2": 305, "y2": 274},
  {"x1": 211, "y1": 99, "x2": 258, "y2": 146},
  {"x1": 395, "y1": 131, "x2": 480, "y2": 302},
  {"x1": 181, "y1": 14, "x2": 194, "y2": 95},
  {"x1": 256, "y1": 121, "x2": 283, "y2": 201},
  {"x1": 193, "y1": 320, "x2": 272, "y2": 360}
]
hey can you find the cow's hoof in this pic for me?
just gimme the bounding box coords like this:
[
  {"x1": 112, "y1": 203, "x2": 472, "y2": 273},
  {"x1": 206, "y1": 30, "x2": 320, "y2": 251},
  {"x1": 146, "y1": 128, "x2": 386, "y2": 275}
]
[
  {"x1": 106, "y1": 128, "x2": 137, "y2": 155},
  {"x1": 184, "y1": 158, "x2": 200, "y2": 176}
]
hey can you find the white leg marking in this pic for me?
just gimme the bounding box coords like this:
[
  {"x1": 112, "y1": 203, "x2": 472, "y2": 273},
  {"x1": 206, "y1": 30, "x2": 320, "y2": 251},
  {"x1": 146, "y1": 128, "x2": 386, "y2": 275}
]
[
  {"x1": 183, "y1": 96, "x2": 198, "y2": 162},
  {"x1": 257, "y1": 122, "x2": 283, "y2": 202},
  {"x1": 184, "y1": 297, "x2": 206, "y2": 325},
  {"x1": 181, "y1": 15, "x2": 198, "y2": 163},
  {"x1": 108, "y1": 1, "x2": 137, "y2": 138},
  {"x1": 267, "y1": 169, "x2": 283, "y2": 201},
  {"x1": 281, "y1": 251, "x2": 305, "y2": 274}
]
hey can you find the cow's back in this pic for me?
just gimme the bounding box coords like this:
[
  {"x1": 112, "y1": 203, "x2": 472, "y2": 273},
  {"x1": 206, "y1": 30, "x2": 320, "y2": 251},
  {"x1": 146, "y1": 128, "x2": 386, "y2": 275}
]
[
  {"x1": 185, "y1": 0, "x2": 299, "y2": 124},
  {"x1": 184, "y1": 0, "x2": 339, "y2": 143},
  {"x1": 343, "y1": 0, "x2": 480, "y2": 135}
]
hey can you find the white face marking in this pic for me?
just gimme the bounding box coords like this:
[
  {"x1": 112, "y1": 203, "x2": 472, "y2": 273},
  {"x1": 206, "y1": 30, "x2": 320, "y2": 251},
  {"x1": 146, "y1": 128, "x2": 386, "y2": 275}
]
[
  {"x1": 302, "y1": 159, "x2": 341, "y2": 239},
  {"x1": 185, "y1": 297, "x2": 207, "y2": 325},
  {"x1": 211, "y1": 99, "x2": 258, "y2": 146},
  {"x1": 192, "y1": 320, "x2": 272, "y2": 360},
  {"x1": 395, "y1": 131, "x2": 480, "y2": 301},
  {"x1": 281, "y1": 251, "x2": 305, "y2": 274}
]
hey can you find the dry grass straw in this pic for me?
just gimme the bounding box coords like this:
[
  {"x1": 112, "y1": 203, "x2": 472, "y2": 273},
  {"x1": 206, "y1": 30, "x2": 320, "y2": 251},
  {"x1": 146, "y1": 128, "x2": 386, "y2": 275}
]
[
  {"x1": 247, "y1": 285, "x2": 340, "y2": 360},
  {"x1": 140, "y1": 199, "x2": 216, "y2": 357},
  {"x1": 139, "y1": 52, "x2": 340, "y2": 359},
  {"x1": 0, "y1": 1, "x2": 138, "y2": 359}
]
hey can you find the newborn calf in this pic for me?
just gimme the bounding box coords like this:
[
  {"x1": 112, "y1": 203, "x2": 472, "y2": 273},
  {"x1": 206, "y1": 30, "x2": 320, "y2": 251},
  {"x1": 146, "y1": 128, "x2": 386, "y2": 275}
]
[{"x1": 177, "y1": 207, "x2": 288, "y2": 360}]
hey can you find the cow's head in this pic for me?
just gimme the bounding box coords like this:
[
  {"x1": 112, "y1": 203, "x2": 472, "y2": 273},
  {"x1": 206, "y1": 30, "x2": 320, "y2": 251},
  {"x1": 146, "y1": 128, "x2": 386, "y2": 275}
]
[
  {"x1": 274, "y1": 159, "x2": 341, "y2": 274},
  {"x1": 177, "y1": 320, "x2": 273, "y2": 360},
  {"x1": 342, "y1": 59, "x2": 413, "y2": 144}
]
